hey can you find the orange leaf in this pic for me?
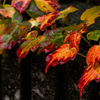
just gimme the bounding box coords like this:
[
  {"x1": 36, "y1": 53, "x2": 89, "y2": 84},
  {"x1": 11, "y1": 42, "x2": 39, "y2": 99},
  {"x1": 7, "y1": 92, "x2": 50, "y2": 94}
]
[
  {"x1": 0, "y1": 4, "x2": 16, "y2": 18},
  {"x1": 45, "y1": 44, "x2": 77, "y2": 73},
  {"x1": 34, "y1": 0, "x2": 60, "y2": 13},
  {"x1": 11, "y1": 0, "x2": 31, "y2": 14},
  {"x1": 69, "y1": 31, "x2": 81, "y2": 49},
  {"x1": 40, "y1": 11, "x2": 60, "y2": 31},
  {"x1": 36, "y1": 15, "x2": 46, "y2": 23},
  {"x1": 64, "y1": 31, "x2": 81, "y2": 51},
  {"x1": 86, "y1": 45, "x2": 100, "y2": 66},
  {"x1": 77, "y1": 63, "x2": 100, "y2": 97}
]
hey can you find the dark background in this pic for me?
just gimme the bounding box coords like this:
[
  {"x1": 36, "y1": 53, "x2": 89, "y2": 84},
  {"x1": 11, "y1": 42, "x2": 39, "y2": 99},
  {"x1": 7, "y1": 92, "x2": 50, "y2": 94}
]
[{"x1": 0, "y1": 0, "x2": 100, "y2": 100}]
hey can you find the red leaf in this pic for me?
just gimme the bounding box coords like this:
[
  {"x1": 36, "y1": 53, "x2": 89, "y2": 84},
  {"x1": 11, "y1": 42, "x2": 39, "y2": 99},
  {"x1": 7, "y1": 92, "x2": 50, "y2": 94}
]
[
  {"x1": 38, "y1": 28, "x2": 64, "y2": 54},
  {"x1": 36, "y1": 15, "x2": 46, "y2": 23},
  {"x1": 69, "y1": 31, "x2": 81, "y2": 50},
  {"x1": 64, "y1": 31, "x2": 81, "y2": 51},
  {"x1": 45, "y1": 44, "x2": 77, "y2": 73},
  {"x1": 40, "y1": 11, "x2": 60, "y2": 31},
  {"x1": 11, "y1": 0, "x2": 31, "y2": 14},
  {"x1": 17, "y1": 33, "x2": 45, "y2": 62},
  {"x1": 77, "y1": 63, "x2": 100, "y2": 97},
  {"x1": 86, "y1": 45, "x2": 100, "y2": 66}
]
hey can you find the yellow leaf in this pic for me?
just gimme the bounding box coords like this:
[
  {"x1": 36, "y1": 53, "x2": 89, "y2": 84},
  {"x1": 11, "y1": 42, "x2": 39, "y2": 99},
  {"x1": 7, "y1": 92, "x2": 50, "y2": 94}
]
[{"x1": 81, "y1": 6, "x2": 100, "y2": 26}]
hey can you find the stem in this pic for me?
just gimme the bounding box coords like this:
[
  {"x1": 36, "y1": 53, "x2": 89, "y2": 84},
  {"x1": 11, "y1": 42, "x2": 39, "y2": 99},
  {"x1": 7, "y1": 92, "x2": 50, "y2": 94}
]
[
  {"x1": 81, "y1": 35, "x2": 92, "y2": 47},
  {"x1": 11, "y1": 25, "x2": 19, "y2": 35},
  {"x1": 77, "y1": 53, "x2": 86, "y2": 58},
  {"x1": 3, "y1": 0, "x2": 6, "y2": 5}
]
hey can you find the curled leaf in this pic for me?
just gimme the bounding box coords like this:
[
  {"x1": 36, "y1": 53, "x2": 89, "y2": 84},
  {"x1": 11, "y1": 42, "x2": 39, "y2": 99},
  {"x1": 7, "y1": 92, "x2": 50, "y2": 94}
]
[
  {"x1": 40, "y1": 11, "x2": 60, "y2": 31},
  {"x1": 86, "y1": 45, "x2": 100, "y2": 66},
  {"x1": 45, "y1": 44, "x2": 77, "y2": 73},
  {"x1": 77, "y1": 63, "x2": 100, "y2": 97},
  {"x1": 17, "y1": 34, "x2": 45, "y2": 62}
]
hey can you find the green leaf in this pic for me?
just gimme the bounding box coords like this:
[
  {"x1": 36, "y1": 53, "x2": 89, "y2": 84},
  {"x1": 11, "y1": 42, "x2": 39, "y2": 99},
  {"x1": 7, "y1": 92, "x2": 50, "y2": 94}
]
[
  {"x1": 57, "y1": 6, "x2": 78, "y2": 20},
  {"x1": 87, "y1": 30, "x2": 100, "y2": 41},
  {"x1": 38, "y1": 28, "x2": 64, "y2": 54},
  {"x1": 0, "y1": 21, "x2": 31, "y2": 54},
  {"x1": 12, "y1": 11, "x2": 23, "y2": 24},
  {"x1": 17, "y1": 34, "x2": 45, "y2": 62},
  {"x1": 0, "y1": 19, "x2": 11, "y2": 34},
  {"x1": 26, "y1": 0, "x2": 44, "y2": 19}
]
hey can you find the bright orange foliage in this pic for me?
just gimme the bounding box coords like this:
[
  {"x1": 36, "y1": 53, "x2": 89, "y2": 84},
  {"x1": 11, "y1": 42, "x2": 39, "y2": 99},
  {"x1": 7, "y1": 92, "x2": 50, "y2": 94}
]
[
  {"x1": 77, "y1": 63, "x2": 100, "y2": 97},
  {"x1": 45, "y1": 44, "x2": 77, "y2": 73}
]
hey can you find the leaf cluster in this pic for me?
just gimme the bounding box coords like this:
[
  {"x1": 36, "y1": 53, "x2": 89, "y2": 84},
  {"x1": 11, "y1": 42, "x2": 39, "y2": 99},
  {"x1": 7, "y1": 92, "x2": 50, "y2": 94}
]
[{"x1": 0, "y1": 0, "x2": 100, "y2": 97}]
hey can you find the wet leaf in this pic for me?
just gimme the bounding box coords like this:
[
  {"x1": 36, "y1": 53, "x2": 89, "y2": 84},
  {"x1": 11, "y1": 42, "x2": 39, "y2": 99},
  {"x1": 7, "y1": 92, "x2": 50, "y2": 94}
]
[
  {"x1": 12, "y1": 11, "x2": 23, "y2": 24},
  {"x1": 40, "y1": 11, "x2": 60, "y2": 31},
  {"x1": 86, "y1": 45, "x2": 100, "y2": 66},
  {"x1": 69, "y1": 31, "x2": 81, "y2": 50},
  {"x1": 34, "y1": 0, "x2": 60, "y2": 13},
  {"x1": 63, "y1": 24, "x2": 87, "y2": 50},
  {"x1": 81, "y1": 6, "x2": 100, "y2": 26},
  {"x1": 87, "y1": 30, "x2": 100, "y2": 41},
  {"x1": 11, "y1": 0, "x2": 31, "y2": 14},
  {"x1": 0, "y1": 4, "x2": 16, "y2": 18},
  {"x1": 77, "y1": 63, "x2": 100, "y2": 97},
  {"x1": 38, "y1": 28, "x2": 64, "y2": 54},
  {"x1": 45, "y1": 44, "x2": 77, "y2": 73},
  {"x1": 17, "y1": 34, "x2": 45, "y2": 62},
  {"x1": 26, "y1": 0, "x2": 44, "y2": 19}
]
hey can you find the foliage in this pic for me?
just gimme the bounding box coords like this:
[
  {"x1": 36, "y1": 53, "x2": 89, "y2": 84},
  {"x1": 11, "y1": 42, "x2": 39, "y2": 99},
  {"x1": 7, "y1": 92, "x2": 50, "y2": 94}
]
[{"x1": 0, "y1": 0, "x2": 100, "y2": 98}]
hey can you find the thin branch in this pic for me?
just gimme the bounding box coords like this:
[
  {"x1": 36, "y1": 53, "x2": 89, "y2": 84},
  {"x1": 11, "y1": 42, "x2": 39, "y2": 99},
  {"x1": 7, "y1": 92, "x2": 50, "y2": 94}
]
[
  {"x1": 81, "y1": 35, "x2": 92, "y2": 47},
  {"x1": 77, "y1": 53, "x2": 86, "y2": 58}
]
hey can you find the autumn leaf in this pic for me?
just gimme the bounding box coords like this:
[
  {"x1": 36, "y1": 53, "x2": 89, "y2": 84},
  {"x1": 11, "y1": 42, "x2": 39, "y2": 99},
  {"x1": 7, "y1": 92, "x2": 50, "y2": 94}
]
[
  {"x1": 0, "y1": 19, "x2": 11, "y2": 34},
  {"x1": 86, "y1": 45, "x2": 100, "y2": 66},
  {"x1": 57, "y1": 6, "x2": 78, "y2": 19},
  {"x1": 36, "y1": 15, "x2": 47, "y2": 23},
  {"x1": 69, "y1": 31, "x2": 81, "y2": 50},
  {"x1": 40, "y1": 11, "x2": 60, "y2": 31},
  {"x1": 77, "y1": 63, "x2": 100, "y2": 97},
  {"x1": 0, "y1": 21, "x2": 31, "y2": 54},
  {"x1": 87, "y1": 30, "x2": 100, "y2": 41},
  {"x1": 63, "y1": 24, "x2": 87, "y2": 50},
  {"x1": 81, "y1": 6, "x2": 100, "y2": 26},
  {"x1": 0, "y1": 4, "x2": 16, "y2": 18},
  {"x1": 38, "y1": 28, "x2": 64, "y2": 54},
  {"x1": 17, "y1": 31, "x2": 45, "y2": 62},
  {"x1": 26, "y1": 0, "x2": 44, "y2": 19},
  {"x1": 28, "y1": 18, "x2": 38, "y2": 28},
  {"x1": 12, "y1": 11, "x2": 23, "y2": 24},
  {"x1": 45, "y1": 44, "x2": 77, "y2": 73},
  {"x1": 34, "y1": 0, "x2": 60, "y2": 13},
  {"x1": 11, "y1": 0, "x2": 31, "y2": 14}
]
